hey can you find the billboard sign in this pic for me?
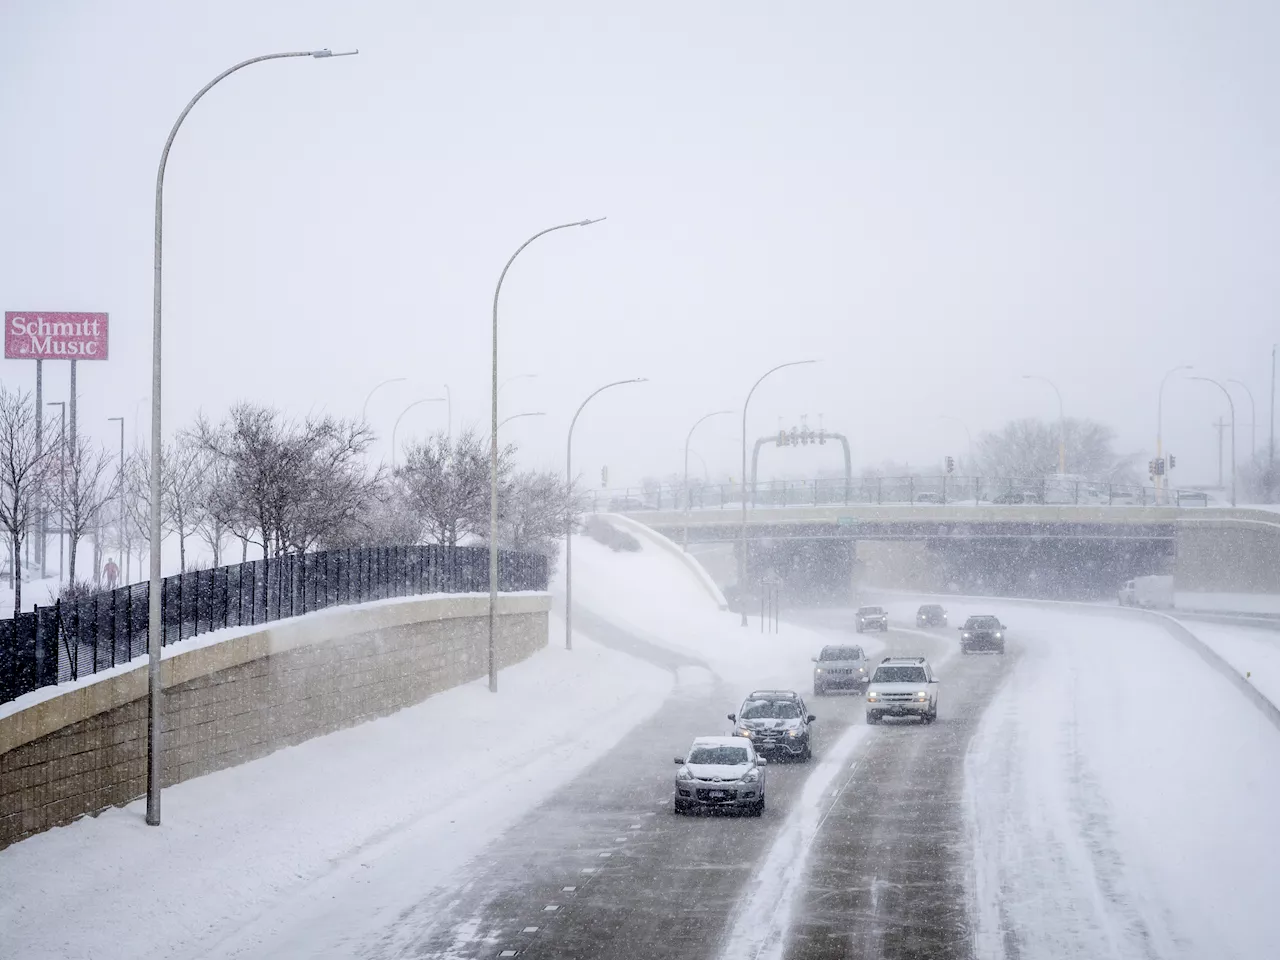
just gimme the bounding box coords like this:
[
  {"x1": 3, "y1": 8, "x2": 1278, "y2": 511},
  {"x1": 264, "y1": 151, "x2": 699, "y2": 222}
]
[{"x1": 4, "y1": 312, "x2": 109, "y2": 360}]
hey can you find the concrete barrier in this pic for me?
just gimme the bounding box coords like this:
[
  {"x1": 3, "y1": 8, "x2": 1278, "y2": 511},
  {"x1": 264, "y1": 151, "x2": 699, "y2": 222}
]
[
  {"x1": 0, "y1": 593, "x2": 549, "y2": 850},
  {"x1": 600, "y1": 513, "x2": 729, "y2": 610}
]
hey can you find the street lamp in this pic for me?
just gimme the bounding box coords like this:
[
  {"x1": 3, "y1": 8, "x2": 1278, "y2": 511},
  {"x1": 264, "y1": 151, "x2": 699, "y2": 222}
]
[
  {"x1": 1227, "y1": 379, "x2": 1256, "y2": 460},
  {"x1": 361, "y1": 377, "x2": 406, "y2": 421},
  {"x1": 684, "y1": 410, "x2": 733, "y2": 549},
  {"x1": 499, "y1": 373, "x2": 537, "y2": 399},
  {"x1": 147, "y1": 46, "x2": 357, "y2": 827},
  {"x1": 391, "y1": 398, "x2": 447, "y2": 467},
  {"x1": 107, "y1": 417, "x2": 125, "y2": 583},
  {"x1": 739, "y1": 361, "x2": 817, "y2": 626},
  {"x1": 47, "y1": 402, "x2": 65, "y2": 583},
  {"x1": 488, "y1": 219, "x2": 604, "y2": 693},
  {"x1": 498, "y1": 411, "x2": 546, "y2": 430},
  {"x1": 1021, "y1": 374, "x2": 1066, "y2": 475},
  {"x1": 1190, "y1": 376, "x2": 1237, "y2": 506},
  {"x1": 938, "y1": 414, "x2": 974, "y2": 466},
  {"x1": 1157, "y1": 364, "x2": 1192, "y2": 502},
  {"x1": 565, "y1": 379, "x2": 647, "y2": 650}
]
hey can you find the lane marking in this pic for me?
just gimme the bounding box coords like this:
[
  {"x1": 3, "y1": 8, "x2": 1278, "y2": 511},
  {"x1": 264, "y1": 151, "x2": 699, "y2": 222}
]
[
  {"x1": 543, "y1": 904, "x2": 560, "y2": 912},
  {"x1": 522, "y1": 926, "x2": 539, "y2": 933},
  {"x1": 598, "y1": 852, "x2": 612, "y2": 858},
  {"x1": 500, "y1": 951, "x2": 518, "y2": 958},
  {"x1": 561, "y1": 885, "x2": 577, "y2": 892},
  {"x1": 581, "y1": 867, "x2": 596, "y2": 874}
]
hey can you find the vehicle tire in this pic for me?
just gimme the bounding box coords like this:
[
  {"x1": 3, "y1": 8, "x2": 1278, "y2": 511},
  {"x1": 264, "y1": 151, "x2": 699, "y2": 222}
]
[
  {"x1": 749, "y1": 798, "x2": 765, "y2": 817},
  {"x1": 801, "y1": 742, "x2": 812, "y2": 762},
  {"x1": 996, "y1": 644, "x2": 1005, "y2": 655},
  {"x1": 813, "y1": 684, "x2": 825, "y2": 697},
  {"x1": 673, "y1": 799, "x2": 689, "y2": 815},
  {"x1": 856, "y1": 624, "x2": 863, "y2": 633},
  {"x1": 961, "y1": 645, "x2": 971, "y2": 655},
  {"x1": 866, "y1": 711, "x2": 879, "y2": 725}
]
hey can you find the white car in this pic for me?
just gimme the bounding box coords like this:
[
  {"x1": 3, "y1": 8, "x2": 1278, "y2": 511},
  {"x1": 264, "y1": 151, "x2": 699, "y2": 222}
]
[
  {"x1": 673, "y1": 736, "x2": 767, "y2": 815},
  {"x1": 865, "y1": 657, "x2": 940, "y2": 724}
]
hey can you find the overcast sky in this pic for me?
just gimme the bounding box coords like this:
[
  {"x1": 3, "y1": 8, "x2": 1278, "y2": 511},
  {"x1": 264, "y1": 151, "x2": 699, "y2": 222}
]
[{"x1": 1, "y1": 2, "x2": 1276, "y2": 491}]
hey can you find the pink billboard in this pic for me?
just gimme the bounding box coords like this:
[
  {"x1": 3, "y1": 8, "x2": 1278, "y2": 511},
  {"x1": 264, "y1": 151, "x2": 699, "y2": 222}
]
[{"x1": 4, "y1": 312, "x2": 109, "y2": 360}]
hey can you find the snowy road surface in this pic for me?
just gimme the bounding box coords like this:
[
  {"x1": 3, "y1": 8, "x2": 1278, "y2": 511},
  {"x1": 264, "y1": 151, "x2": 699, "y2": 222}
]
[{"x1": 3, "y1": 533, "x2": 1279, "y2": 959}]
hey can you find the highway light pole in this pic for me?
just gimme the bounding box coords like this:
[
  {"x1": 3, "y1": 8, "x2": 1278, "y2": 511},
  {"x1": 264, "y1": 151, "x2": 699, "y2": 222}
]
[
  {"x1": 498, "y1": 411, "x2": 546, "y2": 430},
  {"x1": 1022, "y1": 374, "x2": 1066, "y2": 475},
  {"x1": 391, "y1": 398, "x2": 446, "y2": 467},
  {"x1": 488, "y1": 219, "x2": 603, "y2": 692},
  {"x1": 740, "y1": 361, "x2": 816, "y2": 626},
  {"x1": 362, "y1": 376, "x2": 405, "y2": 421},
  {"x1": 1227, "y1": 379, "x2": 1256, "y2": 460},
  {"x1": 148, "y1": 47, "x2": 356, "y2": 827},
  {"x1": 1157, "y1": 364, "x2": 1192, "y2": 502},
  {"x1": 684, "y1": 410, "x2": 733, "y2": 549},
  {"x1": 565, "y1": 379, "x2": 646, "y2": 651},
  {"x1": 1191, "y1": 376, "x2": 1237, "y2": 506}
]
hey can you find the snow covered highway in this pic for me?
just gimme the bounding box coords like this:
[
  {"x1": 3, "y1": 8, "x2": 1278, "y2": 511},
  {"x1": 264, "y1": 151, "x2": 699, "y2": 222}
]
[{"x1": 3, "y1": 535, "x2": 1278, "y2": 959}]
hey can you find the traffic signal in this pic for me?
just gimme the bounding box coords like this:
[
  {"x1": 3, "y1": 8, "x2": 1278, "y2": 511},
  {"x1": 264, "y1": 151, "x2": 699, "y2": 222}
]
[
  {"x1": 945, "y1": 456, "x2": 955, "y2": 474},
  {"x1": 1155, "y1": 457, "x2": 1166, "y2": 476},
  {"x1": 1168, "y1": 454, "x2": 1177, "y2": 469},
  {"x1": 600, "y1": 466, "x2": 608, "y2": 488},
  {"x1": 1148, "y1": 459, "x2": 1156, "y2": 479},
  {"x1": 790, "y1": 427, "x2": 800, "y2": 446},
  {"x1": 777, "y1": 429, "x2": 788, "y2": 447},
  {"x1": 818, "y1": 429, "x2": 826, "y2": 445}
]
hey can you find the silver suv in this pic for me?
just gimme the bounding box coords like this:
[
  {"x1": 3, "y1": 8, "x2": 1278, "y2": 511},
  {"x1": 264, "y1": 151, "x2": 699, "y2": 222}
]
[
  {"x1": 673, "y1": 737, "x2": 767, "y2": 815},
  {"x1": 865, "y1": 657, "x2": 940, "y2": 724},
  {"x1": 855, "y1": 606, "x2": 888, "y2": 632},
  {"x1": 812, "y1": 644, "x2": 868, "y2": 695}
]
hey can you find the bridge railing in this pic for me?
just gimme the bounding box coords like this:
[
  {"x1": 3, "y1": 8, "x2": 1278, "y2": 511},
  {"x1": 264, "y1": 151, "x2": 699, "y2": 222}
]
[
  {"x1": 0, "y1": 544, "x2": 549, "y2": 706},
  {"x1": 591, "y1": 475, "x2": 1213, "y2": 513}
]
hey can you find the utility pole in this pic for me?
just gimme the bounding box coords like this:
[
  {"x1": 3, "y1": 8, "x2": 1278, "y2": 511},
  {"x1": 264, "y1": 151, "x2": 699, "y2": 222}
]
[{"x1": 1213, "y1": 416, "x2": 1226, "y2": 488}]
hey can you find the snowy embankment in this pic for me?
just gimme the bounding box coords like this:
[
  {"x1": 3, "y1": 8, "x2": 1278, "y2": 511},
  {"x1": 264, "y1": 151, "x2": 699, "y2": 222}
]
[
  {"x1": 966, "y1": 605, "x2": 1280, "y2": 959},
  {"x1": 1180, "y1": 620, "x2": 1280, "y2": 710},
  {"x1": 0, "y1": 525, "x2": 791, "y2": 960}
]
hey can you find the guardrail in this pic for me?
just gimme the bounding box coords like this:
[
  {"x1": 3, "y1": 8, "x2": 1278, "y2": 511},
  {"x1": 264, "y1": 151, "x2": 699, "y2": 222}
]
[
  {"x1": 592, "y1": 475, "x2": 1212, "y2": 512},
  {"x1": 0, "y1": 544, "x2": 549, "y2": 706}
]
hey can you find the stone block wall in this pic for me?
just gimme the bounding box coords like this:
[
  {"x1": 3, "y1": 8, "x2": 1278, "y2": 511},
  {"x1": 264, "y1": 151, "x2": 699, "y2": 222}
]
[{"x1": 0, "y1": 594, "x2": 548, "y2": 849}]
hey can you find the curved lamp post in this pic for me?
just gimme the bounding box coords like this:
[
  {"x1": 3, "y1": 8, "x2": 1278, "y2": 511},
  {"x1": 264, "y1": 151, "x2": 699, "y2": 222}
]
[
  {"x1": 1158, "y1": 365, "x2": 1192, "y2": 501},
  {"x1": 498, "y1": 411, "x2": 546, "y2": 430},
  {"x1": 391, "y1": 398, "x2": 446, "y2": 467},
  {"x1": 565, "y1": 379, "x2": 647, "y2": 649},
  {"x1": 487, "y1": 219, "x2": 603, "y2": 692},
  {"x1": 740, "y1": 361, "x2": 817, "y2": 626},
  {"x1": 147, "y1": 46, "x2": 356, "y2": 826},
  {"x1": 684, "y1": 410, "x2": 733, "y2": 549},
  {"x1": 362, "y1": 376, "x2": 405, "y2": 421},
  {"x1": 1227, "y1": 379, "x2": 1256, "y2": 459},
  {"x1": 1021, "y1": 374, "x2": 1066, "y2": 475},
  {"x1": 1190, "y1": 376, "x2": 1237, "y2": 506}
]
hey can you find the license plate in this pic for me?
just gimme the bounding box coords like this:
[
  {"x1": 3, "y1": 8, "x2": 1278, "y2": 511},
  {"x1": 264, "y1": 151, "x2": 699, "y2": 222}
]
[{"x1": 708, "y1": 791, "x2": 727, "y2": 798}]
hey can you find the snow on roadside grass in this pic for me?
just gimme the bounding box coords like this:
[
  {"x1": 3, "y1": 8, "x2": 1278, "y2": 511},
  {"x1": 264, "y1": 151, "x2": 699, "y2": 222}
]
[
  {"x1": 0, "y1": 622, "x2": 672, "y2": 960},
  {"x1": 1179, "y1": 621, "x2": 1280, "y2": 708},
  {"x1": 966, "y1": 605, "x2": 1280, "y2": 960}
]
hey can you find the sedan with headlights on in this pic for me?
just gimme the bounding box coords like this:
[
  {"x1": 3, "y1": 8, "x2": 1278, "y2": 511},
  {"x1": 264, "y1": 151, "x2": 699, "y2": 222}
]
[{"x1": 673, "y1": 737, "x2": 767, "y2": 815}]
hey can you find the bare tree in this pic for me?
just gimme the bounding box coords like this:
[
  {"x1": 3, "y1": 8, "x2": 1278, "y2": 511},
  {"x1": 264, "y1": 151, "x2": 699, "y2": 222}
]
[
  {"x1": 396, "y1": 430, "x2": 512, "y2": 547},
  {"x1": 0, "y1": 388, "x2": 56, "y2": 611},
  {"x1": 498, "y1": 469, "x2": 581, "y2": 571},
  {"x1": 124, "y1": 444, "x2": 171, "y2": 565},
  {"x1": 975, "y1": 418, "x2": 1137, "y2": 480},
  {"x1": 165, "y1": 433, "x2": 206, "y2": 572},
  {"x1": 56, "y1": 434, "x2": 117, "y2": 585}
]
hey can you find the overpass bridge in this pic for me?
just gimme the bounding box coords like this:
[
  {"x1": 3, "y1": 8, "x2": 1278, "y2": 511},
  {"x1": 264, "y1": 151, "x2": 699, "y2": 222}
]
[{"x1": 604, "y1": 497, "x2": 1280, "y2": 602}]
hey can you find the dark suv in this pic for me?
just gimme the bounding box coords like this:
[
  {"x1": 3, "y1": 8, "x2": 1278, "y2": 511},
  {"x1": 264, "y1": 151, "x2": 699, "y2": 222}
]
[
  {"x1": 729, "y1": 690, "x2": 816, "y2": 761},
  {"x1": 960, "y1": 615, "x2": 1006, "y2": 654},
  {"x1": 916, "y1": 603, "x2": 948, "y2": 627}
]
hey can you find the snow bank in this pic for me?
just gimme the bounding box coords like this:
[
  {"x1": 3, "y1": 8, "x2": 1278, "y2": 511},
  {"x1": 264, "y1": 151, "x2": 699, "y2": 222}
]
[
  {"x1": 966, "y1": 605, "x2": 1280, "y2": 959},
  {"x1": 0, "y1": 621, "x2": 671, "y2": 960},
  {"x1": 1180, "y1": 621, "x2": 1280, "y2": 709}
]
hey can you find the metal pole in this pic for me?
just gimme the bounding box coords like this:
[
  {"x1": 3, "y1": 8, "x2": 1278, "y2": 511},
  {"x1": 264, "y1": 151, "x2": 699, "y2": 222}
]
[
  {"x1": 391, "y1": 397, "x2": 446, "y2": 467},
  {"x1": 1227, "y1": 379, "x2": 1256, "y2": 460},
  {"x1": 497, "y1": 411, "x2": 546, "y2": 430},
  {"x1": 739, "y1": 361, "x2": 816, "y2": 626},
  {"x1": 361, "y1": 376, "x2": 405, "y2": 421},
  {"x1": 1157, "y1": 364, "x2": 1192, "y2": 503},
  {"x1": 684, "y1": 410, "x2": 733, "y2": 550},
  {"x1": 1271, "y1": 344, "x2": 1276, "y2": 474},
  {"x1": 1192, "y1": 377, "x2": 1237, "y2": 507},
  {"x1": 47, "y1": 403, "x2": 65, "y2": 583},
  {"x1": 35, "y1": 360, "x2": 43, "y2": 577},
  {"x1": 1022, "y1": 374, "x2": 1065, "y2": 474},
  {"x1": 69, "y1": 359, "x2": 77, "y2": 458},
  {"x1": 488, "y1": 219, "x2": 603, "y2": 693},
  {"x1": 566, "y1": 379, "x2": 646, "y2": 650},
  {"x1": 939, "y1": 414, "x2": 974, "y2": 466},
  {"x1": 147, "y1": 46, "x2": 357, "y2": 827}
]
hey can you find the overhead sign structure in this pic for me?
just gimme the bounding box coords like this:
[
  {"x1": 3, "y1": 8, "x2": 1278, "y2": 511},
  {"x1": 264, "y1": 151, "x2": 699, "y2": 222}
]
[{"x1": 5, "y1": 312, "x2": 109, "y2": 360}]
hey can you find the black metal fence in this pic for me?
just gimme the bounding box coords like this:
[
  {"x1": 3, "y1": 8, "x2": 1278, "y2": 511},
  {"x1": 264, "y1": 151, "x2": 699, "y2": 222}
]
[{"x1": 0, "y1": 544, "x2": 548, "y2": 706}]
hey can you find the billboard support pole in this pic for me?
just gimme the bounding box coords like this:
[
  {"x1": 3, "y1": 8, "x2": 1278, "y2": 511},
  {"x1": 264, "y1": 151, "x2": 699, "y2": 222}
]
[{"x1": 35, "y1": 359, "x2": 43, "y2": 576}]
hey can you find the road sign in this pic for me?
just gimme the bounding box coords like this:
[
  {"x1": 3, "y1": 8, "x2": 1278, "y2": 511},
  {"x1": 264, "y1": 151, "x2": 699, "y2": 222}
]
[{"x1": 5, "y1": 312, "x2": 109, "y2": 359}]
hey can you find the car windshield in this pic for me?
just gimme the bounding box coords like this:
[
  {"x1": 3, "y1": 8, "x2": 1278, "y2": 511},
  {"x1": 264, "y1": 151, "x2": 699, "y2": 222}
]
[
  {"x1": 859, "y1": 607, "x2": 884, "y2": 615},
  {"x1": 820, "y1": 647, "x2": 862, "y2": 661},
  {"x1": 873, "y1": 666, "x2": 928, "y2": 683},
  {"x1": 687, "y1": 746, "x2": 749, "y2": 766},
  {"x1": 920, "y1": 605, "x2": 942, "y2": 613},
  {"x1": 966, "y1": 617, "x2": 1000, "y2": 629},
  {"x1": 740, "y1": 699, "x2": 801, "y2": 719}
]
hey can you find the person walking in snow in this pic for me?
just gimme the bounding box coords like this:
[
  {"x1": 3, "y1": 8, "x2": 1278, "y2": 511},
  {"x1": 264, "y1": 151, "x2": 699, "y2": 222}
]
[{"x1": 104, "y1": 557, "x2": 120, "y2": 590}]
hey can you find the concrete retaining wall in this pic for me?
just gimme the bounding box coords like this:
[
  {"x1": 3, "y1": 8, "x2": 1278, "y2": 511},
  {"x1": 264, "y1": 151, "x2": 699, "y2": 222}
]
[
  {"x1": 0, "y1": 593, "x2": 549, "y2": 850},
  {"x1": 1175, "y1": 512, "x2": 1280, "y2": 593}
]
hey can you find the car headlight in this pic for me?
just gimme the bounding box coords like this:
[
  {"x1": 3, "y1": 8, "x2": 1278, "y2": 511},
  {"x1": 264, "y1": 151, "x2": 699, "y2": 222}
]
[
  {"x1": 739, "y1": 768, "x2": 760, "y2": 783},
  {"x1": 676, "y1": 767, "x2": 694, "y2": 782},
  {"x1": 815, "y1": 668, "x2": 823, "y2": 674},
  {"x1": 995, "y1": 632, "x2": 1002, "y2": 639},
  {"x1": 917, "y1": 691, "x2": 928, "y2": 700},
  {"x1": 788, "y1": 728, "x2": 800, "y2": 737},
  {"x1": 962, "y1": 632, "x2": 971, "y2": 639},
  {"x1": 867, "y1": 691, "x2": 878, "y2": 701},
  {"x1": 736, "y1": 728, "x2": 752, "y2": 738},
  {"x1": 858, "y1": 666, "x2": 865, "y2": 672}
]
